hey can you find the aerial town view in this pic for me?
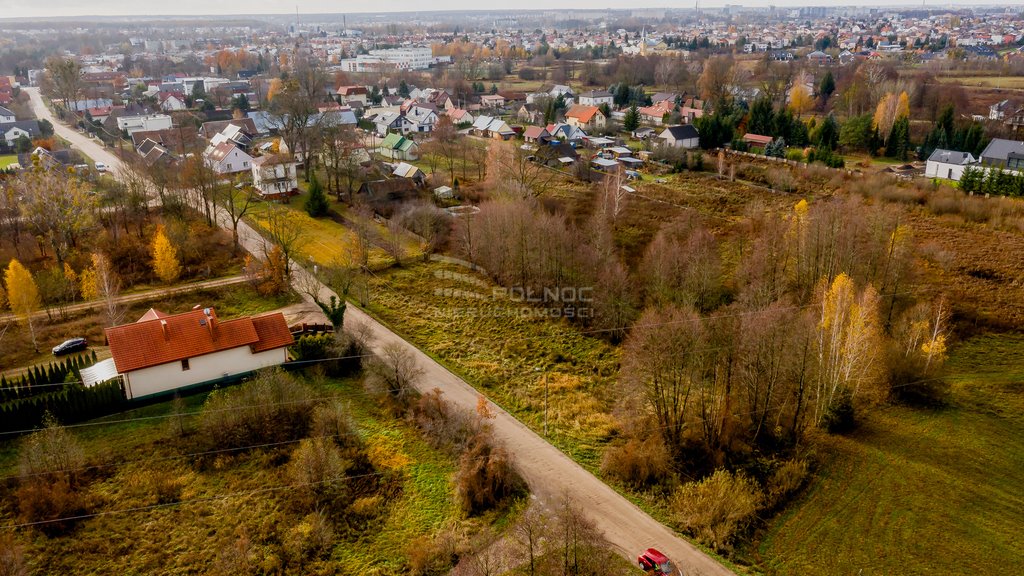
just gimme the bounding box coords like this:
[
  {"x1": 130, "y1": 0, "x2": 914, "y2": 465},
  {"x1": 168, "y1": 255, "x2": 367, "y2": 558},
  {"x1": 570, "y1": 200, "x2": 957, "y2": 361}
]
[{"x1": 0, "y1": 0, "x2": 1021, "y2": 574}]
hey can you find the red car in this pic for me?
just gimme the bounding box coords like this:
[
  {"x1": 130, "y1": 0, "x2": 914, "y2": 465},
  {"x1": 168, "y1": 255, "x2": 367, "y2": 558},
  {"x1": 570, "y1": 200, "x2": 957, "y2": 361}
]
[{"x1": 638, "y1": 548, "x2": 679, "y2": 575}]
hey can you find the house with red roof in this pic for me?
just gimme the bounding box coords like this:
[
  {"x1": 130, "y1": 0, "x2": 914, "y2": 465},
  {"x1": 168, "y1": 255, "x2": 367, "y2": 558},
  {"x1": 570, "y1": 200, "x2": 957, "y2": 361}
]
[
  {"x1": 565, "y1": 104, "x2": 606, "y2": 131},
  {"x1": 103, "y1": 307, "x2": 293, "y2": 400}
]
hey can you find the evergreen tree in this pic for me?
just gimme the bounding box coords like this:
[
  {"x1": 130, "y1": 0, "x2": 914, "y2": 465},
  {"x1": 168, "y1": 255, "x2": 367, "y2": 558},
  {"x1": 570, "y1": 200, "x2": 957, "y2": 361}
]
[
  {"x1": 305, "y1": 173, "x2": 329, "y2": 217},
  {"x1": 886, "y1": 116, "x2": 912, "y2": 160},
  {"x1": 818, "y1": 70, "x2": 836, "y2": 102},
  {"x1": 623, "y1": 104, "x2": 640, "y2": 132},
  {"x1": 813, "y1": 114, "x2": 840, "y2": 151},
  {"x1": 748, "y1": 96, "x2": 774, "y2": 136},
  {"x1": 398, "y1": 80, "x2": 410, "y2": 98},
  {"x1": 232, "y1": 93, "x2": 251, "y2": 112}
]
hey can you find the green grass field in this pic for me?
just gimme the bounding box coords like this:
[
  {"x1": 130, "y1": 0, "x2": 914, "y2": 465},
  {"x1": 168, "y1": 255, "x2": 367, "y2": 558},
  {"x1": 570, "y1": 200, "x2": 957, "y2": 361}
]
[
  {"x1": 0, "y1": 154, "x2": 18, "y2": 169},
  {"x1": 753, "y1": 332, "x2": 1024, "y2": 575}
]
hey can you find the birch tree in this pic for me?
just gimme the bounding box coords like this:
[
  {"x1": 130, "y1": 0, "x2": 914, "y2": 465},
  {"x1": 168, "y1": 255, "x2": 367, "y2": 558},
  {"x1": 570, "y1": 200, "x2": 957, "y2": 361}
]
[{"x1": 5, "y1": 259, "x2": 41, "y2": 351}]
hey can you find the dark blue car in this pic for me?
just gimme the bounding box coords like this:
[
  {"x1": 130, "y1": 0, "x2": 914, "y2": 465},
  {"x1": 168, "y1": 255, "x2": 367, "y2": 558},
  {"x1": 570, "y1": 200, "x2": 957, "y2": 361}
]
[{"x1": 52, "y1": 337, "x2": 87, "y2": 356}]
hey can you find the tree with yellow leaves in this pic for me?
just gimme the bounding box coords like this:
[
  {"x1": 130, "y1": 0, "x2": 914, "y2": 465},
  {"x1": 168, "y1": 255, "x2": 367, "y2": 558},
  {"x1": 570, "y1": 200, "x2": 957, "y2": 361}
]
[
  {"x1": 813, "y1": 273, "x2": 884, "y2": 429},
  {"x1": 79, "y1": 266, "x2": 98, "y2": 301},
  {"x1": 5, "y1": 259, "x2": 41, "y2": 352},
  {"x1": 267, "y1": 78, "x2": 283, "y2": 102},
  {"x1": 151, "y1": 225, "x2": 181, "y2": 284},
  {"x1": 788, "y1": 84, "x2": 813, "y2": 118},
  {"x1": 896, "y1": 91, "x2": 910, "y2": 121}
]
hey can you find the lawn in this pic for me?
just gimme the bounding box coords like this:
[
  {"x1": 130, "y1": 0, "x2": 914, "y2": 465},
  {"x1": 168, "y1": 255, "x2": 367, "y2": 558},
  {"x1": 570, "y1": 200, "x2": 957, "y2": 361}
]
[
  {"x1": 0, "y1": 154, "x2": 18, "y2": 169},
  {"x1": 751, "y1": 332, "x2": 1024, "y2": 575},
  {"x1": 0, "y1": 376, "x2": 467, "y2": 575}
]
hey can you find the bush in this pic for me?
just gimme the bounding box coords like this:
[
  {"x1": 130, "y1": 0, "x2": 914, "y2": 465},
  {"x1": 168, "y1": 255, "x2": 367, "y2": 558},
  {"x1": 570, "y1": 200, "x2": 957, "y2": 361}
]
[
  {"x1": 291, "y1": 334, "x2": 335, "y2": 362},
  {"x1": 198, "y1": 369, "x2": 316, "y2": 450},
  {"x1": 671, "y1": 469, "x2": 762, "y2": 551},
  {"x1": 888, "y1": 352, "x2": 950, "y2": 407},
  {"x1": 311, "y1": 401, "x2": 361, "y2": 451},
  {"x1": 785, "y1": 149, "x2": 805, "y2": 162},
  {"x1": 18, "y1": 418, "x2": 85, "y2": 481},
  {"x1": 766, "y1": 168, "x2": 796, "y2": 192},
  {"x1": 16, "y1": 477, "x2": 90, "y2": 536},
  {"x1": 765, "y1": 458, "x2": 809, "y2": 508},
  {"x1": 820, "y1": 390, "x2": 856, "y2": 434},
  {"x1": 600, "y1": 435, "x2": 672, "y2": 489},
  {"x1": 0, "y1": 533, "x2": 28, "y2": 576},
  {"x1": 284, "y1": 510, "x2": 334, "y2": 563},
  {"x1": 287, "y1": 437, "x2": 354, "y2": 514},
  {"x1": 454, "y1": 434, "x2": 523, "y2": 516},
  {"x1": 364, "y1": 343, "x2": 423, "y2": 413},
  {"x1": 409, "y1": 388, "x2": 479, "y2": 455}
]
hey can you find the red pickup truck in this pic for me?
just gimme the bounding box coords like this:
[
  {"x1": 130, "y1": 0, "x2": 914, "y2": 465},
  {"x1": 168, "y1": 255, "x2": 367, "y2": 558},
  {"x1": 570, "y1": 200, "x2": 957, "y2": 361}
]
[{"x1": 638, "y1": 548, "x2": 680, "y2": 575}]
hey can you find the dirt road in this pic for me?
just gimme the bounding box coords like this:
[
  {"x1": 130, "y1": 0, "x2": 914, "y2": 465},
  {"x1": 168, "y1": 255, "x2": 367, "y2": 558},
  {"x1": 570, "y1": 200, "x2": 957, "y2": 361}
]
[{"x1": 26, "y1": 88, "x2": 734, "y2": 576}]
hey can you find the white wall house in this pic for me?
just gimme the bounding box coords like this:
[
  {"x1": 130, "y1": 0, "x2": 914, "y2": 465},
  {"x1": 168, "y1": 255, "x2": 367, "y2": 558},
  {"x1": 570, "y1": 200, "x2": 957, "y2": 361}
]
[
  {"x1": 577, "y1": 90, "x2": 615, "y2": 107},
  {"x1": 0, "y1": 106, "x2": 15, "y2": 123},
  {"x1": 105, "y1": 307, "x2": 293, "y2": 400},
  {"x1": 1, "y1": 122, "x2": 37, "y2": 146},
  {"x1": 925, "y1": 149, "x2": 976, "y2": 181},
  {"x1": 204, "y1": 141, "x2": 253, "y2": 175},
  {"x1": 117, "y1": 114, "x2": 173, "y2": 135},
  {"x1": 251, "y1": 154, "x2": 299, "y2": 198}
]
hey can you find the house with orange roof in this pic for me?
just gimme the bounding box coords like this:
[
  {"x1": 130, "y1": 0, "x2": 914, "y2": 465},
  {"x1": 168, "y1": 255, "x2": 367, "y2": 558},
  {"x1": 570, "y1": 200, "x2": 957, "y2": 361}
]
[
  {"x1": 102, "y1": 307, "x2": 293, "y2": 400},
  {"x1": 565, "y1": 104, "x2": 606, "y2": 131}
]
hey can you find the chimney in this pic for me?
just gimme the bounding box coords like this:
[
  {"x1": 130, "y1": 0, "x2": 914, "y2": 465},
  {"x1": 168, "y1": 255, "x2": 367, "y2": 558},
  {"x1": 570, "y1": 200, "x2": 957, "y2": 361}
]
[
  {"x1": 203, "y1": 307, "x2": 217, "y2": 339},
  {"x1": 160, "y1": 319, "x2": 168, "y2": 341}
]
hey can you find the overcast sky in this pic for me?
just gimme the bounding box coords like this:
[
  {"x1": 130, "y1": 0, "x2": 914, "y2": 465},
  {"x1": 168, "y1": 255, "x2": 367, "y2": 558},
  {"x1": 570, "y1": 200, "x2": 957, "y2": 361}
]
[{"x1": 0, "y1": 1, "x2": 1019, "y2": 19}]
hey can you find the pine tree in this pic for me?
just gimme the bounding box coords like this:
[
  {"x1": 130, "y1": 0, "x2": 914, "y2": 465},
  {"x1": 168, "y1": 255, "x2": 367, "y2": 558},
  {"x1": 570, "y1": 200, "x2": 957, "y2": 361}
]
[
  {"x1": 623, "y1": 104, "x2": 640, "y2": 132},
  {"x1": 304, "y1": 173, "x2": 329, "y2": 217},
  {"x1": 151, "y1": 225, "x2": 181, "y2": 284},
  {"x1": 818, "y1": 70, "x2": 836, "y2": 102}
]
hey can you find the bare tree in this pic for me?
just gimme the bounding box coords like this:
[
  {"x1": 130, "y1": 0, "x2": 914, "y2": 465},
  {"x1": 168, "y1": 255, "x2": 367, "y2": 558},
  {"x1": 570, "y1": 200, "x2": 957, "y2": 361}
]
[
  {"x1": 216, "y1": 181, "x2": 258, "y2": 252},
  {"x1": 43, "y1": 57, "x2": 82, "y2": 111},
  {"x1": 261, "y1": 204, "x2": 307, "y2": 278},
  {"x1": 14, "y1": 170, "x2": 97, "y2": 266}
]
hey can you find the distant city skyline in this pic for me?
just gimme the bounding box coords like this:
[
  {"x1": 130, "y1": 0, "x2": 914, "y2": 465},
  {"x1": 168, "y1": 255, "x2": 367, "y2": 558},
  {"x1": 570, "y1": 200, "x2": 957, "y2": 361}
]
[{"x1": 5, "y1": 1, "x2": 1024, "y2": 20}]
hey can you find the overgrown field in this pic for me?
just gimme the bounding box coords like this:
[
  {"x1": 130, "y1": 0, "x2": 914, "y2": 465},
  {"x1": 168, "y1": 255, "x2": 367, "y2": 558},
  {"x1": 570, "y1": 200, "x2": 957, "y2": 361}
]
[
  {"x1": 752, "y1": 332, "x2": 1024, "y2": 575},
  {"x1": 363, "y1": 259, "x2": 621, "y2": 468},
  {"x1": 0, "y1": 376, "x2": 466, "y2": 575}
]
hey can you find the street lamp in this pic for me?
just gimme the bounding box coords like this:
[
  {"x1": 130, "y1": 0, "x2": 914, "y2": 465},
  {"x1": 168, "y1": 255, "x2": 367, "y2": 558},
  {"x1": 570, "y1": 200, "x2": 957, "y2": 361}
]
[{"x1": 534, "y1": 366, "x2": 548, "y2": 437}]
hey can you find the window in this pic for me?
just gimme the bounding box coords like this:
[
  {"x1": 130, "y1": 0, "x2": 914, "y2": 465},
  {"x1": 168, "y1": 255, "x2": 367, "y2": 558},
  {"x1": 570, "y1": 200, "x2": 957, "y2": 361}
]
[{"x1": 181, "y1": 358, "x2": 190, "y2": 371}]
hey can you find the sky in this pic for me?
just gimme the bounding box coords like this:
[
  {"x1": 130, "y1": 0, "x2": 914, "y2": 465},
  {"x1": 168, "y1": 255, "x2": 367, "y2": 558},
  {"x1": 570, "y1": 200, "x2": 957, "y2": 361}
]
[{"x1": 0, "y1": 0, "x2": 1021, "y2": 19}]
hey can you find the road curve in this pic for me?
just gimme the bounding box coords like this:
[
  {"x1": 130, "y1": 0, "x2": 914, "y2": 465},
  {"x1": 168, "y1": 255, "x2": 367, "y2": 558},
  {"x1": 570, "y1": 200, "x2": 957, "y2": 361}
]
[{"x1": 26, "y1": 88, "x2": 734, "y2": 576}]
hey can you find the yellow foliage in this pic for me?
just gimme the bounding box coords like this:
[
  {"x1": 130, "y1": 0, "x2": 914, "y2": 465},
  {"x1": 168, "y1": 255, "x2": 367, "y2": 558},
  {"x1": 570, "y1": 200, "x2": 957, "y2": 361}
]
[
  {"x1": 151, "y1": 225, "x2": 181, "y2": 284},
  {"x1": 79, "y1": 266, "x2": 98, "y2": 301},
  {"x1": 4, "y1": 259, "x2": 40, "y2": 319},
  {"x1": 788, "y1": 84, "x2": 813, "y2": 116},
  {"x1": 896, "y1": 91, "x2": 910, "y2": 120},
  {"x1": 267, "y1": 78, "x2": 283, "y2": 101},
  {"x1": 366, "y1": 437, "x2": 410, "y2": 471}
]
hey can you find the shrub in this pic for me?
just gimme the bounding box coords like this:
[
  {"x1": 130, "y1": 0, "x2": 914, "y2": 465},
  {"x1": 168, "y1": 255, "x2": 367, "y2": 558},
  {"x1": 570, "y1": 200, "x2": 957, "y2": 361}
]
[
  {"x1": 887, "y1": 351, "x2": 950, "y2": 407},
  {"x1": 785, "y1": 149, "x2": 805, "y2": 162},
  {"x1": 126, "y1": 465, "x2": 187, "y2": 506},
  {"x1": 765, "y1": 458, "x2": 809, "y2": 508},
  {"x1": 0, "y1": 533, "x2": 28, "y2": 576},
  {"x1": 409, "y1": 388, "x2": 479, "y2": 455},
  {"x1": 287, "y1": 437, "x2": 354, "y2": 514},
  {"x1": 284, "y1": 510, "x2": 334, "y2": 563},
  {"x1": 291, "y1": 334, "x2": 335, "y2": 362},
  {"x1": 18, "y1": 418, "x2": 85, "y2": 481},
  {"x1": 198, "y1": 369, "x2": 316, "y2": 450},
  {"x1": 16, "y1": 477, "x2": 90, "y2": 536},
  {"x1": 600, "y1": 435, "x2": 672, "y2": 489},
  {"x1": 671, "y1": 469, "x2": 762, "y2": 551},
  {"x1": 766, "y1": 168, "x2": 796, "y2": 192},
  {"x1": 454, "y1": 434, "x2": 523, "y2": 516},
  {"x1": 820, "y1": 389, "x2": 856, "y2": 433},
  {"x1": 364, "y1": 343, "x2": 423, "y2": 413},
  {"x1": 311, "y1": 401, "x2": 361, "y2": 451}
]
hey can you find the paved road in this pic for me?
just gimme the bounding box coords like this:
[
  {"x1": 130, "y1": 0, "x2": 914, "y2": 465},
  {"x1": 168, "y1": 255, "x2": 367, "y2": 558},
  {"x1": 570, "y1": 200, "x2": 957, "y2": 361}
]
[{"x1": 27, "y1": 88, "x2": 734, "y2": 576}]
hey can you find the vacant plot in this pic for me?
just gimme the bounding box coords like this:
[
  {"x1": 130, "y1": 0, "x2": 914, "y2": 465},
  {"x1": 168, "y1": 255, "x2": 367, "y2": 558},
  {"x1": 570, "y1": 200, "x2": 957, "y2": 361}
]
[
  {"x1": 0, "y1": 376, "x2": 466, "y2": 575},
  {"x1": 362, "y1": 259, "x2": 621, "y2": 468},
  {"x1": 0, "y1": 154, "x2": 18, "y2": 169},
  {"x1": 752, "y1": 332, "x2": 1024, "y2": 575},
  {"x1": 937, "y1": 75, "x2": 1024, "y2": 90}
]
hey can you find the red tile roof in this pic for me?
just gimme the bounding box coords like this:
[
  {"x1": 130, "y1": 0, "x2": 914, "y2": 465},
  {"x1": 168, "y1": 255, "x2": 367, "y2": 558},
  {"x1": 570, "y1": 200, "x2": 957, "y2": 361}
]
[
  {"x1": 106, "y1": 308, "x2": 293, "y2": 373},
  {"x1": 566, "y1": 104, "x2": 601, "y2": 124}
]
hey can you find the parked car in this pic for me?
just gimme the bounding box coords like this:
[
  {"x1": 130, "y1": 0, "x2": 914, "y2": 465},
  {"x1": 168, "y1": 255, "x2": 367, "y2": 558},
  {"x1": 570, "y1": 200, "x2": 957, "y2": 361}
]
[
  {"x1": 638, "y1": 549, "x2": 679, "y2": 575},
  {"x1": 52, "y1": 337, "x2": 88, "y2": 356},
  {"x1": 94, "y1": 162, "x2": 107, "y2": 173}
]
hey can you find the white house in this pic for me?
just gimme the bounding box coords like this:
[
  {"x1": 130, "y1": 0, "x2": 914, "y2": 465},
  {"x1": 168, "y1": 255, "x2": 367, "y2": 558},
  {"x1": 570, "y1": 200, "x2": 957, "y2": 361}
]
[
  {"x1": 0, "y1": 106, "x2": 15, "y2": 123},
  {"x1": 104, "y1": 307, "x2": 294, "y2": 400},
  {"x1": 375, "y1": 111, "x2": 415, "y2": 136},
  {"x1": 204, "y1": 141, "x2": 253, "y2": 175},
  {"x1": 160, "y1": 94, "x2": 187, "y2": 112},
  {"x1": 658, "y1": 125, "x2": 701, "y2": 149},
  {"x1": 0, "y1": 121, "x2": 39, "y2": 146},
  {"x1": 577, "y1": 90, "x2": 614, "y2": 107},
  {"x1": 117, "y1": 114, "x2": 173, "y2": 136},
  {"x1": 925, "y1": 149, "x2": 976, "y2": 181},
  {"x1": 251, "y1": 154, "x2": 299, "y2": 198}
]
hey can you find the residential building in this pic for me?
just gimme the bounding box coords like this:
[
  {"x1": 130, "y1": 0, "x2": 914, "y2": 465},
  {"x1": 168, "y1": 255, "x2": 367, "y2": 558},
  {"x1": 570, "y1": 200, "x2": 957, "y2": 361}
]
[
  {"x1": 480, "y1": 94, "x2": 506, "y2": 108},
  {"x1": 0, "y1": 106, "x2": 14, "y2": 123},
  {"x1": 103, "y1": 307, "x2": 293, "y2": 400},
  {"x1": 577, "y1": 90, "x2": 615, "y2": 107},
  {"x1": 470, "y1": 116, "x2": 515, "y2": 140},
  {"x1": 979, "y1": 138, "x2": 1024, "y2": 170},
  {"x1": 658, "y1": 125, "x2": 700, "y2": 149},
  {"x1": 378, "y1": 133, "x2": 420, "y2": 161},
  {"x1": 251, "y1": 154, "x2": 299, "y2": 198},
  {"x1": 117, "y1": 114, "x2": 173, "y2": 136},
  {"x1": 565, "y1": 105, "x2": 606, "y2": 131},
  {"x1": 0, "y1": 120, "x2": 39, "y2": 146},
  {"x1": 204, "y1": 141, "x2": 253, "y2": 175},
  {"x1": 925, "y1": 149, "x2": 975, "y2": 181}
]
